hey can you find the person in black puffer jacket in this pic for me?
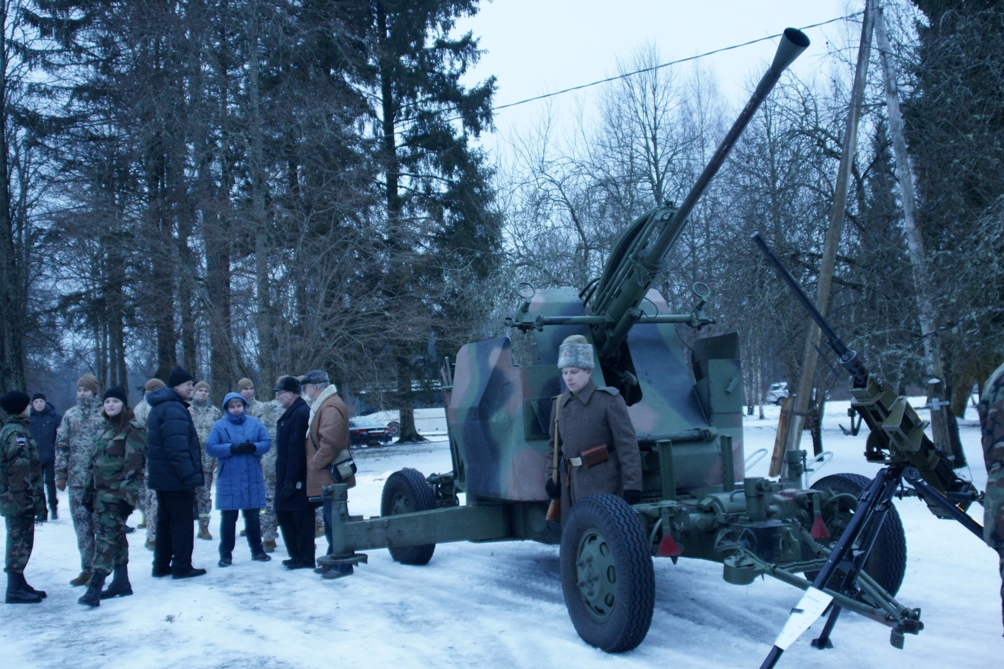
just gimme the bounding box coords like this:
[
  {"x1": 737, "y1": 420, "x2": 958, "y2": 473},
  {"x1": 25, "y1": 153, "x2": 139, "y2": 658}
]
[
  {"x1": 145, "y1": 367, "x2": 206, "y2": 579},
  {"x1": 28, "y1": 394, "x2": 61, "y2": 521}
]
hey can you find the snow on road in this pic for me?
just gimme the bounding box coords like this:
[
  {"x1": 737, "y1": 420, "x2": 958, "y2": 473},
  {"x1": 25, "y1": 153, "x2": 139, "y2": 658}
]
[{"x1": 2, "y1": 400, "x2": 1000, "y2": 668}]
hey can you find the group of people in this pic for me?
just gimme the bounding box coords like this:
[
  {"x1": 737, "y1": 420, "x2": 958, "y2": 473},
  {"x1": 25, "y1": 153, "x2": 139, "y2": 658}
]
[{"x1": 1, "y1": 365, "x2": 358, "y2": 607}]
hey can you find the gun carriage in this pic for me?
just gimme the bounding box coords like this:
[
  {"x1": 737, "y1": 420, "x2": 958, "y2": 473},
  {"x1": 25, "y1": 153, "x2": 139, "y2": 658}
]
[{"x1": 320, "y1": 26, "x2": 985, "y2": 661}]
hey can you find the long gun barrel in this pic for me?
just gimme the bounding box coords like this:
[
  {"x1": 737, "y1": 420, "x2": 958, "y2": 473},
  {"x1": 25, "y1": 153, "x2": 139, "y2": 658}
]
[
  {"x1": 751, "y1": 233, "x2": 977, "y2": 510},
  {"x1": 590, "y1": 28, "x2": 810, "y2": 358}
]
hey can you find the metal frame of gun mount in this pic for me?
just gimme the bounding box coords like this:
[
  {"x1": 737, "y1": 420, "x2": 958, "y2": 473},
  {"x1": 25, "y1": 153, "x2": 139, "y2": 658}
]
[{"x1": 751, "y1": 233, "x2": 985, "y2": 668}]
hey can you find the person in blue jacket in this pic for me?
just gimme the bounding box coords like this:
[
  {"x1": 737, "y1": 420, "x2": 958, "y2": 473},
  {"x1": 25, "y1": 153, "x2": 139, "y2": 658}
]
[{"x1": 205, "y1": 392, "x2": 272, "y2": 566}]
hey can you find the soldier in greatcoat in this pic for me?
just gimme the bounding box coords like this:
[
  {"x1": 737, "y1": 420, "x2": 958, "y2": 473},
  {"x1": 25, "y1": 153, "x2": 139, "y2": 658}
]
[
  {"x1": 77, "y1": 386, "x2": 147, "y2": 607},
  {"x1": 544, "y1": 335, "x2": 643, "y2": 521},
  {"x1": 978, "y1": 361, "x2": 1004, "y2": 632},
  {"x1": 55, "y1": 373, "x2": 106, "y2": 586},
  {"x1": 1, "y1": 391, "x2": 46, "y2": 604},
  {"x1": 189, "y1": 381, "x2": 223, "y2": 540}
]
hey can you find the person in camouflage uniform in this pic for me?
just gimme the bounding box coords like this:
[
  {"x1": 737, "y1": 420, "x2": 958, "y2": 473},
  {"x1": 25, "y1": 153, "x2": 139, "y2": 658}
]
[
  {"x1": 189, "y1": 381, "x2": 222, "y2": 540},
  {"x1": 240, "y1": 377, "x2": 284, "y2": 551},
  {"x1": 134, "y1": 378, "x2": 163, "y2": 550},
  {"x1": 2, "y1": 392, "x2": 46, "y2": 604},
  {"x1": 978, "y1": 361, "x2": 1004, "y2": 633},
  {"x1": 55, "y1": 374, "x2": 106, "y2": 586},
  {"x1": 77, "y1": 386, "x2": 147, "y2": 607}
]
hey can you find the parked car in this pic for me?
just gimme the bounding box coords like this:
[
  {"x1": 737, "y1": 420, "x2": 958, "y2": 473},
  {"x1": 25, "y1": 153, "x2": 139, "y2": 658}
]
[
  {"x1": 349, "y1": 416, "x2": 393, "y2": 447},
  {"x1": 766, "y1": 382, "x2": 789, "y2": 405}
]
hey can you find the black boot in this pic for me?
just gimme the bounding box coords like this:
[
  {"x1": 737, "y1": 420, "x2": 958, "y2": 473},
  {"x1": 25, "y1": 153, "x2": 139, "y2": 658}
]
[
  {"x1": 101, "y1": 565, "x2": 133, "y2": 599},
  {"x1": 77, "y1": 570, "x2": 107, "y2": 607},
  {"x1": 50, "y1": 506, "x2": 58, "y2": 520},
  {"x1": 21, "y1": 573, "x2": 46, "y2": 599},
  {"x1": 5, "y1": 572, "x2": 42, "y2": 604}
]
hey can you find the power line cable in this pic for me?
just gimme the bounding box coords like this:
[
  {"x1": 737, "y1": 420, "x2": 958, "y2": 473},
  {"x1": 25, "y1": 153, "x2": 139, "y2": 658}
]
[{"x1": 386, "y1": 12, "x2": 860, "y2": 138}]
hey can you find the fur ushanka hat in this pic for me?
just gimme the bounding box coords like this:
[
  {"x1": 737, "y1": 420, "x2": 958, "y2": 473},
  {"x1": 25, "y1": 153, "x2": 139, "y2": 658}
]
[{"x1": 557, "y1": 335, "x2": 595, "y2": 370}]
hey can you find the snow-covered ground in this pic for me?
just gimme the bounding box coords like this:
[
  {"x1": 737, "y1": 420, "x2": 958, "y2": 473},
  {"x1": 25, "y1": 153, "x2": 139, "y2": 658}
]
[{"x1": 2, "y1": 399, "x2": 1000, "y2": 668}]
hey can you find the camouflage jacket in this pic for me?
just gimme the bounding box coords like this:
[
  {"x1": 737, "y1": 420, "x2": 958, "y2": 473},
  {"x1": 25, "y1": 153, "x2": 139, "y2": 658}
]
[
  {"x1": 979, "y1": 362, "x2": 1004, "y2": 474},
  {"x1": 248, "y1": 398, "x2": 283, "y2": 470},
  {"x1": 133, "y1": 398, "x2": 153, "y2": 429},
  {"x1": 85, "y1": 419, "x2": 148, "y2": 508},
  {"x1": 1, "y1": 416, "x2": 44, "y2": 517},
  {"x1": 247, "y1": 398, "x2": 283, "y2": 442},
  {"x1": 189, "y1": 399, "x2": 223, "y2": 447},
  {"x1": 55, "y1": 397, "x2": 106, "y2": 487}
]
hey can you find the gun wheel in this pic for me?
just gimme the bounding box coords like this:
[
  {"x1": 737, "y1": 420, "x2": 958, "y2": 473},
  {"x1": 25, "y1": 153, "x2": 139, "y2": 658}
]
[
  {"x1": 381, "y1": 468, "x2": 436, "y2": 565},
  {"x1": 809, "y1": 472, "x2": 907, "y2": 596},
  {"x1": 560, "y1": 494, "x2": 654, "y2": 653}
]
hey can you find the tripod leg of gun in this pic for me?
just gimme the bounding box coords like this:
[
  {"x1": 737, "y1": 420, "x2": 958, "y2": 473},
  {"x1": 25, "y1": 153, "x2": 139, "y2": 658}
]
[{"x1": 759, "y1": 467, "x2": 903, "y2": 669}]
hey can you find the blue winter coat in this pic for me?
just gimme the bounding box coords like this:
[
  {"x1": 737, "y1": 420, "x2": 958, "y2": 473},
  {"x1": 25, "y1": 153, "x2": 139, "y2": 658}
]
[
  {"x1": 146, "y1": 386, "x2": 204, "y2": 491},
  {"x1": 205, "y1": 393, "x2": 271, "y2": 511}
]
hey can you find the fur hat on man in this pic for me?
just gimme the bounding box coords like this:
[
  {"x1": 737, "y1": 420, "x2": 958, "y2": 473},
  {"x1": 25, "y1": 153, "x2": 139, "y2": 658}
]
[
  {"x1": 237, "y1": 378, "x2": 254, "y2": 392},
  {"x1": 557, "y1": 335, "x2": 595, "y2": 370},
  {"x1": 77, "y1": 373, "x2": 100, "y2": 395},
  {"x1": 167, "y1": 366, "x2": 194, "y2": 388},
  {"x1": 0, "y1": 391, "x2": 31, "y2": 416},
  {"x1": 102, "y1": 386, "x2": 129, "y2": 406},
  {"x1": 144, "y1": 378, "x2": 165, "y2": 393},
  {"x1": 273, "y1": 375, "x2": 302, "y2": 395},
  {"x1": 194, "y1": 381, "x2": 210, "y2": 393}
]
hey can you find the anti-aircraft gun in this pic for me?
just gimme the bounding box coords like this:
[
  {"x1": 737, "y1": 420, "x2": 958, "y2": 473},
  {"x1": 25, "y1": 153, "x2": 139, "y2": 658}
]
[{"x1": 317, "y1": 26, "x2": 959, "y2": 657}]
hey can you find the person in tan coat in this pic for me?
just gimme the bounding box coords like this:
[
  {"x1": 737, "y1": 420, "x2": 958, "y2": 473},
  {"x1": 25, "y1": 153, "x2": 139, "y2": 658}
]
[
  {"x1": 302, "y1": 369, "x2": 355, "y2": 579},
  {"x1": 544, "y1": 335, "x2": 643, "y2": 521}
]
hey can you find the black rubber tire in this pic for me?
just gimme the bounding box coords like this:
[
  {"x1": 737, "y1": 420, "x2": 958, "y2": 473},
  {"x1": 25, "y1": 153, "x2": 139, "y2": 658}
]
[
  {"x1": 381, "y1": 469, "x2": 436, "y2": 565},
  {"x1": 809, "y1": 472, "x2": 907, "y2": 596},
  {"x1": 560, "y1": 494, "x2": 655, "y2": 653}
]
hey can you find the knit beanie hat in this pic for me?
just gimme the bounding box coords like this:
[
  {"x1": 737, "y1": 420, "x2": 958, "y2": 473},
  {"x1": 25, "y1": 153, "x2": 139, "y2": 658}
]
[
  {"x1": 77, "y1": 374, "x2": 100, "y2": 395},
  {"x1": 32, "y1": 393, "x2": 46, "y2": 402},
  {"x1": 557, "y1": 335, "x2": 595, "y2": 370},
  {"x1": 237, "y1": 378, "x2": 254, "y2": 392},
  {"x1": 102, "y1": 386, "x2": 129, "y2": 406},
  {"x1": 0, "y1": 391, "x2": 31, "y2": 416},
  {"x1": 167, "y1": 366, "x2": 194, "y2": 388},
  {"x1": 194, "y1": 381, "x2": 210, "y2": 393},
  {"x1": 144, "y1": 378, "x2": 166, "y2": 392}
]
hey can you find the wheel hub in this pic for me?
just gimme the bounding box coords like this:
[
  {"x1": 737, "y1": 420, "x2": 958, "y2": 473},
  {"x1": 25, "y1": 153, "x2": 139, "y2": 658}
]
[
  {"x1": 576, "y1": 528, "x2": 617, "y2": 622},
  {"x1": 390, "y1": 492, "x2": 411, "y2": 516}
]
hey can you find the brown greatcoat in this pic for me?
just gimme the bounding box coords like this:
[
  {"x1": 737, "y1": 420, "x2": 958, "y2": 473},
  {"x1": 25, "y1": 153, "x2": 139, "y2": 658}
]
[
  {"x1": 305, "y1": 389, "x2": 355, "y2": 497},
  {"x1": 545, "y1": 379, "x2": 642, "y2": 520}
]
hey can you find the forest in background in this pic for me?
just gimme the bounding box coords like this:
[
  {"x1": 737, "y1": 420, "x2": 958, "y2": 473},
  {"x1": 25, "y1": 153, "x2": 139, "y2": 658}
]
[{"x1": 0, "y1": 0, "x2": 1001, "y2": 443}]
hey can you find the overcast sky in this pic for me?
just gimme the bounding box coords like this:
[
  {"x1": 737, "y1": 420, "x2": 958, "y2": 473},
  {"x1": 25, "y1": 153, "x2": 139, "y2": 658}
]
[{"x1": 454, "y1": 1, "x2": 862, "y2": 156}]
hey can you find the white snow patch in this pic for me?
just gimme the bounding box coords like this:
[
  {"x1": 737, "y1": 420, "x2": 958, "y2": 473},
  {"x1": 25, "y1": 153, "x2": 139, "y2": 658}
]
[{"x1": 1, "y1": 400, "x2": 1001, "y2": 668}]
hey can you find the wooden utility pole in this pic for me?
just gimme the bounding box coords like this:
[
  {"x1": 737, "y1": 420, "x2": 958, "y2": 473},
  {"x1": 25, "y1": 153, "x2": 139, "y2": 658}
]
[
  {"x1": 784, "y1": 0, "x2": 876, "y2": 470},
  {"x1": 873, "y1": 4, "x2": 962, "y2": 465}
]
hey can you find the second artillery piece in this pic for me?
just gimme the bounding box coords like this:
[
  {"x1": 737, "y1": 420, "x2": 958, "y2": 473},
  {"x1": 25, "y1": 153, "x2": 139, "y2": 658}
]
[{"x1": 318, "y1": 26, "x2": 981, "y2": 658}]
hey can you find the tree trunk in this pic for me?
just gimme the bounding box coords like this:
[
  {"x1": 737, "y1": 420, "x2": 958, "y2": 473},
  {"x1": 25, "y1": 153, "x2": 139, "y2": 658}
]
[
  {"x1": 874, "y1": 4, "x2": 964, "y2": 466},
  {"x1": 247, "y1": 0, "x2": 274, "y2": 387},
  {"x1": 0, "y1": 5, "x2": 26, "y2": 393}
]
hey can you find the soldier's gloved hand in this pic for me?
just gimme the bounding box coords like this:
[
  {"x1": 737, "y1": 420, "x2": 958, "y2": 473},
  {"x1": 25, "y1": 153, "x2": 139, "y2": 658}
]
[
  {"x1": 623, "y1": 489, "x2": 642, "y2": 505},
  {"x1": 279, "y1": 483, "x2": 295, "y2": 500},
  {"x1": 545, "y1": 479, "x2": 561, "y2": 500},
  {"x1": 56, "y1": 479, "x2": 66, "y2": 492},
  {"x1": 117, "y1": 501, "x2": 134, "y2": 518}
]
